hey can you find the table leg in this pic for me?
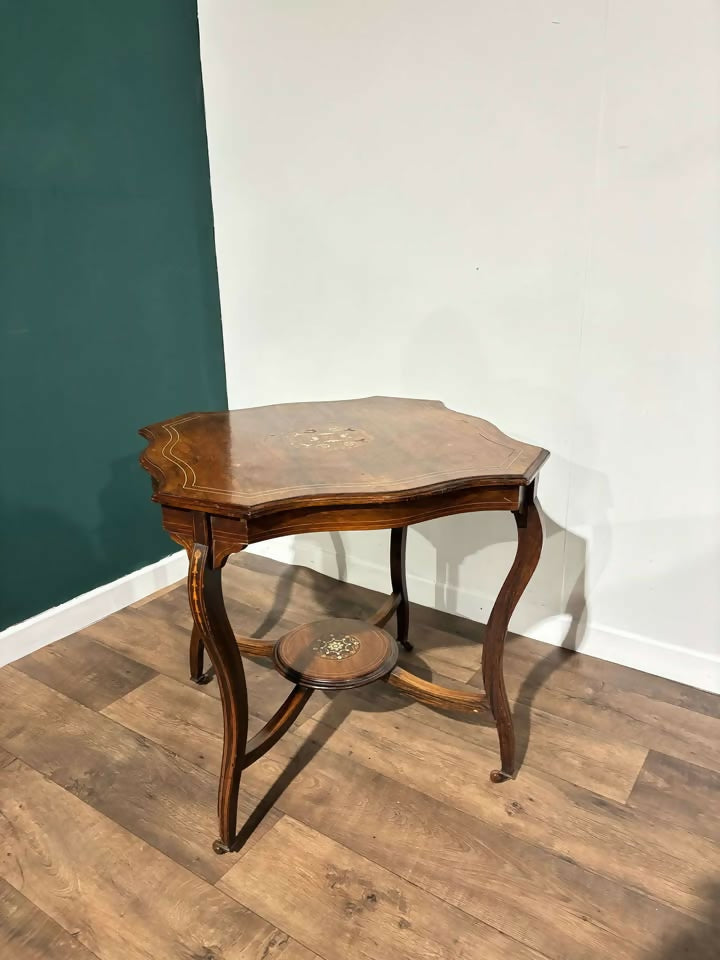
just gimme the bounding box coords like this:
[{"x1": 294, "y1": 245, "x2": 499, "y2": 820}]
[
  {"x1": 482, "y1": 485, "x2": 543, "y2": 782},
  {"x1": 189, "y1": 624, "x2": 212, "y2": 684},
  {"x1": 390, "y1": 527, "x2": 413, "y2": 651},
  {"x1": 188, "y1": 540, "x2": 249, "y2": 853}
]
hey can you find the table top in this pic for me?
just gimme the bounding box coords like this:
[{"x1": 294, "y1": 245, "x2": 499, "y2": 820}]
[{"x1": 139, "y1": 396, "x2": 548, "y2": 518}]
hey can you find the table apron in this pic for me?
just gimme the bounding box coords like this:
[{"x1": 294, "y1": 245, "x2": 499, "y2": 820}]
[
  {"x1": 161, "y1": 484, "x2": 525, "y2": 567},
  {"x1": 246, "y1": 485, "x2": 523, "y2": 542}
]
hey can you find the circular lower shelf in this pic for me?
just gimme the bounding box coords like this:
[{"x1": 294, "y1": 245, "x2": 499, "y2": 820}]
[{"x1": 273, "y1": 618, "x2": 398, "y2": 690}]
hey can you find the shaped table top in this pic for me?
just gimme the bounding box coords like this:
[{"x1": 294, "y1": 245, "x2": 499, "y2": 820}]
[{"x1": 139, "y1": 396, "x2": 548, "y2": 518}]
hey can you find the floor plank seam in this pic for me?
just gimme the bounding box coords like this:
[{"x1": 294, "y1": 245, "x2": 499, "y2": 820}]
[
  {"x1": 6, "y1": 557, "x2": 718, "y2": 960},
  {"x1": 281, "y1": 716, "x2": 720, "y2": 924},
  {"x1": 0, "y1": 727, "x2": 249, "y2": 887},
  {"x1": 24, "y1": 660, "x2": 712, "y2": 928},
  {"x1": 215, "y1": 813, "x2": 559, "y2": 960},
  {"x1": 338, "y1": 686, "x2": 648, "y2": 804},
  {"x1": 0, "y1": 874, "x2": 105, "y2": 960}
]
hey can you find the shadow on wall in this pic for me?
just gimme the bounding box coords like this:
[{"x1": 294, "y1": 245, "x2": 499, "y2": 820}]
[
  {"x1": 233, "y1": 491, "x2": 596, "y2": 832},
  {"x1": 289, "y1": 459, "x2": 614, "y2": 653},
  {"x1": 419, "y1": 457, "x2": 612, "y2": 638},
  {"x1": 281, "y1": 460, "x2": 613, "y2": 774},
  {"x1": 289, "y1": 455, "x2": 612, "y2": 651}
]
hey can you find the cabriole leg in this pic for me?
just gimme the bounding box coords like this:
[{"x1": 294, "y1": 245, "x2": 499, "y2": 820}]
[
  {"x1": 390, "y1": 526, "x2": 413, "y2": 651},
  {"x1": 482, "y1": 484, "x2": 543, "y2": 783},
  {"x1": 189, "y1": 624, "x2": 212, "y2": 684},
  {"x1": 188, "y1": 538, "x2": 249, "y2": 853}
]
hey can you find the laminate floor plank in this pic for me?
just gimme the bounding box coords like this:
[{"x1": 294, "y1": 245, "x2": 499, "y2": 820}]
[
  {"x1": 13, "y1": 633, "x2": 156, "y2": 711},
  {"x1": 500, "y1": 633, "x2": 720, "y2": 719},
  {"x1": 0, "y1": 667, "x2": 250, "y2": 883},
  {"x1": 343, "y1": 671, "x2": 647, "y2": 802},
  {"x1": 81, "y1": 605, "x2": 196, "y2": 682},
  {"x1": 0, "y1": 758, "x2": 311, "y2": 960},
  {"x1": 247, "y1": 730, "x2": 715, "y2": 960},
  {"x1": 0, "y1": 876, "x2": 99, "y2": 960},
  {"x1": 628, "y1": 751, "x2": 720, "y2": 843},
  {"x1": 2, "y1": 554, "x2": 718, "y2": 960},
  {"x1": 101, "y1": 671, "x2": 707, "y2": 960},
  {"x1": 86, "y1": 603, "x2": 329, "y2": 723},
  {"x1": 219, "y1": 816, "x2": 546, "y2": 960},
  {"x1": 400, "y1": 615, "x2": 720, "y2": 775},
  {"x1": 471, "y1": 662, "x2": 720, "y2": 776},
  {"x1": 296, "y1": 705, "x2": 720, "y2": 920},
  {"x1": 150, "y1": 576, "x2": 300, "y2": 641},
  {"x1": 102, "y1": 673, "x2": 242, "y2": 777}
]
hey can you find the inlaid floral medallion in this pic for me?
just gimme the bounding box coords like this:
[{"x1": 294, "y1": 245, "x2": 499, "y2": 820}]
[{"x1": 312, "y1": 633, "x2": 361, "y2": 660}]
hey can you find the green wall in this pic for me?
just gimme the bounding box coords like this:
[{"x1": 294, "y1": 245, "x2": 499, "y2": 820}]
[{"x1": 0, "y1": 2, "x2": 227, "y2": 630}]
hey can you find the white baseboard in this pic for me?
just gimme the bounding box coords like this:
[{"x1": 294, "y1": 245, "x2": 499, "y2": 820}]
[
  {"x1": 0, "y1": 540, "x2": 292, "y2": 670},
  {"x1": 271, "y1": 539, "x2": 720, "y2": 696},
  {"x1": 6, "y1": 537, "x2": 718, "y2": 696},
  {"x1": 0, "y1": 552, "x2": 189, "y2": 668}
]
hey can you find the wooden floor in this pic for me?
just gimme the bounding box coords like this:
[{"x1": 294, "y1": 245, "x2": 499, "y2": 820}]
[{"x1": 1, "y1": 554, "x2": 719, "y2": 960}]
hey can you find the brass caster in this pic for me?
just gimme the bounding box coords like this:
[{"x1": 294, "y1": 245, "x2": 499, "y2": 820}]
[
  {"x1": 490, "y1": 769, "x2": 512, "y2": 784},
  {"x1": 212, "y1": 839, "x2": 231, "y2": 855}
]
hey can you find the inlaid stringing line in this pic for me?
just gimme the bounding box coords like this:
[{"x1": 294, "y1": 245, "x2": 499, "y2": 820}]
[{"x1": 150, "y1": 411, "x2": 534, "y2": 499}]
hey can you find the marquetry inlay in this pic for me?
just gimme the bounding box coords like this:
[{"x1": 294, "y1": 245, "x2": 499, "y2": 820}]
[
  {"x1": 139, "y1": 397, "x2": 549, "y2": 514},
  {"x1": 312, "y1": 633, "x2": 361, "y2": 660},
  {"x1": 288, "y1": 426, "x2": 371, "y2": 450}
]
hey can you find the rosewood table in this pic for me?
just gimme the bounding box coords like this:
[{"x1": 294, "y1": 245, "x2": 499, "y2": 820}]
[{"x1": 139, "y1": 396, "x2": 548, "y2": 854}]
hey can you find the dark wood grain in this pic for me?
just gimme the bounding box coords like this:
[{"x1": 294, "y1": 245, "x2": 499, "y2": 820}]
[
  {"x1": 86, "y1": 602, "x2": 317, "y2": 722},
  {"x1": 242, "y1": 685, "x2": 313, "y2": 769},
  {"x1": 243, "y1": 483, "x2": 525, "y2": 542},
  {"x1": 273, "y1": 618, "x2": 398, "y2": 689},
  {"x1": 187, "y1": 530, "x2": 249, "y2": 854},
  {"x1": 369, "y1": 592, "x2": 400, "y2": 628},
  {"x1": 188, "y1": 622, "x2": 208, "y2": 683},
  {"x1": 390, "y1": 526, "x2": 412, "y2": 650},
  {"x1": 385, "y1": 666, "x2": 488, "y2": 713},
  {"x1": 482, "y1": 484, "x2": 543, "y2": 781},
  {"x1": 140, "y1": 396, "x2": 548, "y2": 518}
]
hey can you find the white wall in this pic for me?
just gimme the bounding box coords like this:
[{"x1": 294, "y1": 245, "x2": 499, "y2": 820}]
[{"x1": 198, "y1": 1, "x2": 720, "y2": 693}]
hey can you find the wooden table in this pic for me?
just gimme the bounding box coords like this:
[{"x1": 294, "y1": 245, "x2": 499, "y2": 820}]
[{"x1": 139, "y1": 396, "x2": 549, "y2": 854}]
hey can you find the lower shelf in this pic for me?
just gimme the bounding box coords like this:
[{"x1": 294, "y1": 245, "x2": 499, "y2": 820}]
[{"x1": 273, "y1": 617, "x2": 399, "y2": 690}]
